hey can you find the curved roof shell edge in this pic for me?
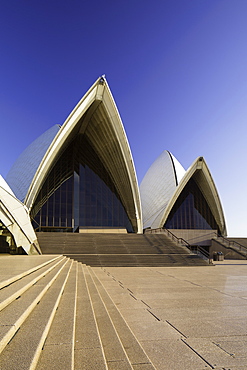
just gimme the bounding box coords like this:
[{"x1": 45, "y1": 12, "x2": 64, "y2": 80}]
[
  {"x1": 0, "y1": 176, "x2": 40, "y2": 254},
  {"x1": 24, "y1": 77, "x2": 142, "y2": 233},
  {"x1": 152, "y1": 157, "x2": 227, "y2": 235},
  {"x1": 140, "y1": 150, "x2": 185, "y2": 229}
]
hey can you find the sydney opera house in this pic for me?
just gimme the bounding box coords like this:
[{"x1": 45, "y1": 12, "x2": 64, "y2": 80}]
[{"x1": 0, "y1": 76, "x2": 226, "y2": 254}]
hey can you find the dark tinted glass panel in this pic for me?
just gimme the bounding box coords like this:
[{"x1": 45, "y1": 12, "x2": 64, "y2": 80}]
[
  {"x1": 32, "y1": 135, "x2": 133, "y2": 232},
  {"x1": 164, "y1": 178, "x2": 218, "y2": 231}
]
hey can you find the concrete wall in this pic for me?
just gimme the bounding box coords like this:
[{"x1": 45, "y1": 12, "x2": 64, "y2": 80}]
[
  {"x1": 168, "y1": 229, "x2": 217, "y2": 246},
  {"x1": 79, "y1": 228, "x2": 127, "y2": 234},
  {"x1": 227, "y1": 238, "x2": 247, "y2": 248},
  {"x1": 211, "y1": 239, "x2": 246, "y2": 260}
]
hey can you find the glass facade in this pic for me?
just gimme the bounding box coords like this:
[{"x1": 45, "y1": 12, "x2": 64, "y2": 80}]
[
  {"x1": 31, "y1": 135, "x2": 133, "y2": 232},
  {"x1": 164, "y1": 178, "x2": 218, "y2": 231}
]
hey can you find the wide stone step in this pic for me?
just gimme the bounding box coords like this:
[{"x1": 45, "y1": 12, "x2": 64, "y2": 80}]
[
  {"x1": 74, "y1": 264, "x2": 107, "y2": 369},
  {"x1": 0, "y1": 259, "x2": 72, "y2": 369},
  {"x1": 88, "y1": 266, "x2": 156, "y2": 369},
  {"x1": 0, "y1": 257, "x2": 69, "y2": 354},
  {"x1": 0, "y1": 255, "x2": 62, "y2": 290},
  {"x1": 1, "y1": 256, "x2": 156, "y2": 369},
  {"x1": 84, "y1": 266, "x2": 133, "y2": 369},
  {"x1": 36, "y1": 261, "x2": 78, "y2": 370},
  {"x1": 65, "y1": 253, "x2": 207, "y2": 267},
  {"x1": 37, "y1": 233, "x2": 188, "y2": 258},
  {"x1": 0, "y1": 255, "x2": 65, "y2": 311}
]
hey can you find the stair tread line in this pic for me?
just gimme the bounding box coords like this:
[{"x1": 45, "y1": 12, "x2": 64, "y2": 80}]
[
  {"x1": 0, "y1": 256, "x2": 66, "y2": 312},
  {"x1": 89, "y1": 267, "x2": 156, "y2": 369},
  {"x1": 0, "y1": 255, "x2": 63, "y2": 290},
  {"x1": 36, "y1": 261, "x2": 78, "y2": 370},
  {"x1": 74, "y1": 263, "x2": 107, "y2": 369},
  {"x1": 0, "y1": 258, "x2": 70, "y2": 354},
  {"x1": 84, "y1": 266, "x2": 133, "y2": 368},
  {"x1": 0, "y1": 259, "x2": 73, "y2": 369}
]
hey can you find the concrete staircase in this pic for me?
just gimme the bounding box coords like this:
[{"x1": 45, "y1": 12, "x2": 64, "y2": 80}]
[
  {"x1": 37, "y1": 233, "x2": 207, "y2": 267},
  {"x1": 0, "y1": 255, "x2": 155, "y2": 369}
]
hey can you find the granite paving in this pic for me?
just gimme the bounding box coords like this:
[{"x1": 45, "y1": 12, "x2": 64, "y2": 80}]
[
  {"x1": 93, "y1": 260, "x2": 247, "y2": 369},
  {"x1": 1, "y1": 256, "x2": 247, "y2": 369}
]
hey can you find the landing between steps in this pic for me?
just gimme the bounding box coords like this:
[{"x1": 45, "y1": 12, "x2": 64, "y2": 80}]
[{"x1": 0, "y1": 255, "x2": 62, "y2": 288}]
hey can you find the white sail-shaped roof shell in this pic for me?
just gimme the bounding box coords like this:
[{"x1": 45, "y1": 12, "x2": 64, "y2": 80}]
[
  {"x1": 0, "y1": 176, "x2": 40, "y2": 254},
  {"x1": 141, "y1": 153, "x2": 226, "y2": 236},
  {"x1": 6, "y1": 125, "x2": 60, "y2": 202},
  {"x1": 24, "y1": 77, "x2": 142, "y2": 233},
  {"x1": 140, "y1": 150, "x2": 185, "y2": 229},
  {"x1": 158, "y1": 157, "x2": 227, "y2": 235}
]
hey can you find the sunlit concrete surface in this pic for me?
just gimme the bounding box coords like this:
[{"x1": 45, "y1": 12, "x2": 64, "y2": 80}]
[
  {"x1": 1, "y1": 256, "x2": 247, "y2": 369},
  {"x1": 0, "y1": 255, "x2": 61, "y2": 289},
  {"x1": 93, "y1": 260, "x2": 247, "y2": 369}
]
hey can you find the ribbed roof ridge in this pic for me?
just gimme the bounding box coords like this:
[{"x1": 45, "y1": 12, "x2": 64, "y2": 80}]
[
  {"x1": 5, "y1": 124, "x2": 60, "y2": 202},
  {"x1": 140, "y1": 150, "x2": 185, "y2": 229}
]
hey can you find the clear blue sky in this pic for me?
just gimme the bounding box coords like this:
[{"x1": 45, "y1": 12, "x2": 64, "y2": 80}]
[{"x1": 1, "y1": 0, "x2": 247, "y2": 236}]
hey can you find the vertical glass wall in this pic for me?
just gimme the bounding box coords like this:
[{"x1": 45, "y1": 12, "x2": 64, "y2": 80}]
[
  {"x1": 32, "y1": 135, "x2": 133, "y2": 232},
  {"x1": 164, "y1": 178, "x2": 218, "y2": 231}
]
